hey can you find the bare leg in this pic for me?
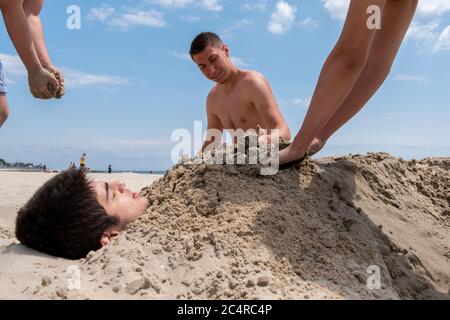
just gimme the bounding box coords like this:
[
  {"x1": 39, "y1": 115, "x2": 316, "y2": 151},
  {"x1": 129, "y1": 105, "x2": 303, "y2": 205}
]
[
  {"x1": 309, "y1": 0, "x2": 418, "y2": 154},
  {"x1": 0, "y1": 94, "x2": 10, "y2": 127},
  {"x1": 279, "y1": 0, "x2": 387, "y2": 164}
]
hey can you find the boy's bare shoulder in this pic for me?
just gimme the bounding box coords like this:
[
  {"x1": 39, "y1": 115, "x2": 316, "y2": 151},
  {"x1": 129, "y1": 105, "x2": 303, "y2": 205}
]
[
  {"x1": 241, "y1": 70, "x2": 270, "y2": 90},
  {"x1": 206, "y1": 85, "x2": 220, "y2": 112},
  {"x1": 207, "y1": 84, "x2": 220, "y2": 102}
]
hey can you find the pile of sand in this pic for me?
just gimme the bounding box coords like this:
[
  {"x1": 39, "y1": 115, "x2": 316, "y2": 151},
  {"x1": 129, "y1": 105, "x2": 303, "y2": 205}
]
[{"x1": 12, "y1": 152, "x2": 450, "y2": 300}]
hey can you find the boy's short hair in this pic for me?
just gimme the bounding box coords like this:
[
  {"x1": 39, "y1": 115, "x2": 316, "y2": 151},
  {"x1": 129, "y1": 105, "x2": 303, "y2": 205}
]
[
  {"x1": 189, "y1": 32, "x2": 223, "y2": 58},
  {"x1": 15, "y1": 169, "x2": 119, "y2": 259}
]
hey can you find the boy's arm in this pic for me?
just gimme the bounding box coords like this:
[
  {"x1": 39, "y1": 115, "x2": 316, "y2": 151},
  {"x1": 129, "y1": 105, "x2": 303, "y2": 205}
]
[
  {"x1": 199, "y1": 94, "x2": 223, "y2": 154},
  {"x1": 23, "y1": 0, "x2": 64, "y2": 98},
  {"x1": 248, "y1": 74, "x2": 291, "y2": 142},
  {"x1": 0, "y1": 0, "x2": 58, "y2": 99}
]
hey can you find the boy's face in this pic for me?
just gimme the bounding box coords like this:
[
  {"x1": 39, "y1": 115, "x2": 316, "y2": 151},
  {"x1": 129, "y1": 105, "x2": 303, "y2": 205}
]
[
  {"x1": 91, "y1": 180, "x2": 149, "y2": 226},
  {"x1": 192, "y1": 44, "x2": 232, "y2": 84}
]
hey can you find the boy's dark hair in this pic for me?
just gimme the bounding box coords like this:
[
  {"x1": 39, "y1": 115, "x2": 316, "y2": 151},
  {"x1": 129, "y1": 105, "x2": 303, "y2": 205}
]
[
  {"x1": 189, "y1": 32, "x2": 223, "y2": 58},
  {"x1": 15, "y1": 169, "x2": 119, "y2": 260}
]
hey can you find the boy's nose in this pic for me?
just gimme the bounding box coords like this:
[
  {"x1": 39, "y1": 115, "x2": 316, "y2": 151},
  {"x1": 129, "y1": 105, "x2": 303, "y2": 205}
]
[{"x1": 206, "y1": 66, "x2": 216, "y2": 77}]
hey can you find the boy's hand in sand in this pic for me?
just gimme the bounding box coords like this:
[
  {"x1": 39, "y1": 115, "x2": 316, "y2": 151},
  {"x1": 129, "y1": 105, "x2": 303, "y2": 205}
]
[
  {"x1": 45, "y1": 65, "x2": 65, "y2": 99},
  {"x1": 28, "y1": 67, "x2": 59, "y2": 99}
]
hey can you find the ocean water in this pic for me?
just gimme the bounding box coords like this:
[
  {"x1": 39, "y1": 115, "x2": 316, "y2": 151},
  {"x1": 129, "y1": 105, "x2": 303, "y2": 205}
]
[{"x1": 90, "y1": 170, "x2": 167, "y2": 175}]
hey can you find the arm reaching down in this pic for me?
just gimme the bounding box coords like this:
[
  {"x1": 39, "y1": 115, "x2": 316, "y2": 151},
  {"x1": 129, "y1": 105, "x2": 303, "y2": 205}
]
[
  {"x1": 23, "y1": 0, "x2": 64, "y2": 98},
  {"x1": 249, "y1": 73, "x2": 291, "y2": 143},
  {"x1": 200, "y1": 93, "x2": 223, "y2": 154},
  {"x1": 0, "y1": 0, "x2": 59, "y2": 99}
]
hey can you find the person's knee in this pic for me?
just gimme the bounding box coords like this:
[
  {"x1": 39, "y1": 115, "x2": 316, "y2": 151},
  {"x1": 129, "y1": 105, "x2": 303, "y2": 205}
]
[
  {"x1": 365, "y1": 59, "x2": 392, "y2": 85},
  {"x1": 0, "y1": 100, "x2": 9, "y2": 126},
  {"x1": 329, "y1": 47, "x2": 369, "y2": 73},
  {"x1": 23, "y1": 0, "x2": 44, "y2": 15},
  {"x1": 0, "y1": 112, "x2": 8, "y2": 127}
]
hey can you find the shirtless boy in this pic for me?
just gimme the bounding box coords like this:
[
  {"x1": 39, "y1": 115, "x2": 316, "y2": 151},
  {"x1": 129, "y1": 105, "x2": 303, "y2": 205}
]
[{"x1": 189, "y1": 32, "x2": 290, "y2": 152}]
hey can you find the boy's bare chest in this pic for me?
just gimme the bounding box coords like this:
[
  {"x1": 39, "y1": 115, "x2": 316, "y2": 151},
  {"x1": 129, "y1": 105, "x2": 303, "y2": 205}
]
[{"x1": 214, "y1": 90, "x2": 259, "y2": 130}]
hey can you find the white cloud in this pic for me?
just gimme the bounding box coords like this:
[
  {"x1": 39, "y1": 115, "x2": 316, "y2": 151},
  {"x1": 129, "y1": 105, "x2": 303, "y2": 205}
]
[
  {"x1": 147, "y1": 0, "x2": 193, "y2": 8},
  {"x1": 61, "y1": 68, "x2": 130, "y2": 88},
  {"x1": 299, "y1": 17, "x2": 319, "y2": 31},
  {"x1": 0, "y1": 53, "x2": 27, "y2": 83},
  {"x1": 0, "y1": 54, "x2": 129, "y2": 89},
  {"x1": 434, "y1": 25, "x2": 450, "y2": 51},
  {"x1": 268, "y1": 1, "x2": 297, "y2": 35},
  {"x1": 417, "y1": 0, "x2": 450, "y2": 16},
  {"x1": 394, "y1": 74, "x2": 427, "y2": 82},
  {"x1": 89, "y1": 6, "x2": 166, "y2": 30},
  {"x1": 87, "y1": 5, "x2": 115, "y2": 22},
  {"x1": 322, "y1": 0, "x2": 349, "y2": 21},
  {"x1": 231, "y1": 57, "x2": 249, "y2": 68},
  {"x1": 172, "y1": 51, "x2": 191, "y2": 60},
  {"x1": 291, "y1": 97, "x2": 311, "y2": 108},
  {"x1": 148, "y1": 0, "x2": 222, "y2": 11},
  {"x1": 180, "y1": 15, "x2": 201, "y2": 22},
  {"x1": 242, "y1": 1, "x2": 267, "y2": 12},
  {"x1": 222, "y1": 19, "x2": 253, "y2": 39},
  {"x1": 406, "y1": 20, "x2": 440, "y2": 51},
  {"x1": 201, "y1": 0, "x2": 223, "y2": 12},
  {"x1": 113, "y1": 10, "x2": 166, "y2": 29}
]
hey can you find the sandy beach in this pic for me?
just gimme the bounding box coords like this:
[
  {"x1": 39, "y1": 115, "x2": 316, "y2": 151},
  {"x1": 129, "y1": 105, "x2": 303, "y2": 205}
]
[{"x1": 0, "y1": 154, "x2": 449, "y2": 300}]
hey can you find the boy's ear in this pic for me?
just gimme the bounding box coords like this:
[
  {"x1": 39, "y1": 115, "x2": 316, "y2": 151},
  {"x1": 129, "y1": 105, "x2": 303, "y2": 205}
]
[
  {"x1": 223, "y1": 44, "x2": 230, "y2": 57},
  {"x1": 100, "y1": 227, "x2": 120, "y2": 247}
]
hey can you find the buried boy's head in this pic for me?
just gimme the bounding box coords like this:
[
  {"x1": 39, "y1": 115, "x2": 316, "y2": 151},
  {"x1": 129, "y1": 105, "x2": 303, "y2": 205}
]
[{"x1": 15, "y1": 169, "x2": 148, "y2": 259}]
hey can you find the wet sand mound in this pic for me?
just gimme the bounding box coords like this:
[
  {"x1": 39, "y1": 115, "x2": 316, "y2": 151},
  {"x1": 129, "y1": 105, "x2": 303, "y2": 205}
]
[{"x1": 29, "y1": 153, "x2": 450, "y2": 299}]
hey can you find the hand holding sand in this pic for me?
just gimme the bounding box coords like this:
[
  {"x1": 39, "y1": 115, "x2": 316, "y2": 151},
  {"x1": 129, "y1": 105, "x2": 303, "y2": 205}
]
[
  {"x1": 45, "y1": 65, "x2": 65, "y2": 99},
  {"x1": 28, "y1": 67, "x2": 60, "y2": 99}
]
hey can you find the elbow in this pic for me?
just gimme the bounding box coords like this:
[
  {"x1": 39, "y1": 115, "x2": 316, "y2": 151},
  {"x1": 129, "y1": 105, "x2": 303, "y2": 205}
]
[
  {"x1": 282, "y1": 127, "x2": 291, "y2": 142},
  {"x1": 23, "y1": 0, "x2": 44, "y2": 15},
  {"x1": 275, "y1": 126, "x2": 291, "y2": 142}
]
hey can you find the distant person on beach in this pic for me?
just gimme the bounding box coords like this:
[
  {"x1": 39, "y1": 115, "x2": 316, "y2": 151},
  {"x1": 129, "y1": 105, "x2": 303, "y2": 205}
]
[
  {"x1": 108, "y1": 164, "x2": 112, "y2": 174},
  {"x1": 279, "y1": 0, "x2": 418, "y2": 166},
  {"x1": 15, "y1": 169, "x2": 149, "y2": 259},
  {"x1": 190, "y1": 32, "x2": 291, "y2": 152},
  {"x1": 80, "y1": 153, "x2": 86, "y2": 169},
  {"x1": 0, "y1": 0, "x2": 65, "y2": 128}
]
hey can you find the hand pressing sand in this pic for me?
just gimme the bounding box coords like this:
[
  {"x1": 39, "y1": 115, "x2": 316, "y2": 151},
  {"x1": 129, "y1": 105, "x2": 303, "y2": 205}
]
[
  {"x1": 28, "y1": 67, "x2": 60, "y2": 99},
  {"x1": 46, "y1": 67, "x2": 65, "y2": 99}
]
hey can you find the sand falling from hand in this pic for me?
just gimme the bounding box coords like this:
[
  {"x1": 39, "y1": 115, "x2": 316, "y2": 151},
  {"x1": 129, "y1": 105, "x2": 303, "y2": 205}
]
[{"x1": 39, "y1": 149, "x2": 450, "y2": 299}]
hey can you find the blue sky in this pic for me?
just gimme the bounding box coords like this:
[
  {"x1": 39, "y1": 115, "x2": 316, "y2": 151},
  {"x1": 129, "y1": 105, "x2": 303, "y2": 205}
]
[{"x1": 0, "y1": 0, "x2": 449, "y2": 171}]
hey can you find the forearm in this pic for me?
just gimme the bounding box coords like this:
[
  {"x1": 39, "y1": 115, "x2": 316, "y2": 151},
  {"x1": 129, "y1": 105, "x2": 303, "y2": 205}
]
[
  {"x1": 23, "y1": 0, "x2": 53, "y2": 68},
  {"x1": 1, "y1": 1, "x2": 41, "y2": 72}
]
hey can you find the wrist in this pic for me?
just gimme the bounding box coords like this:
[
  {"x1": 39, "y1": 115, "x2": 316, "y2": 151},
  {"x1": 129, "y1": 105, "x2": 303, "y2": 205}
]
[
  {"x1": 27, "y1": 65, "x2": 45, "y2": 76},
  {"x1": 40, "y1": 60, "x2": 54, "y2": 69}
]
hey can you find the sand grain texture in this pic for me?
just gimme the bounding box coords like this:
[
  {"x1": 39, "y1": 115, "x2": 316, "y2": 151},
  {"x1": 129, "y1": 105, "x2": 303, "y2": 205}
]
[{"x1": 1, "y1": 154, "x2": 449, "y2": 299}]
